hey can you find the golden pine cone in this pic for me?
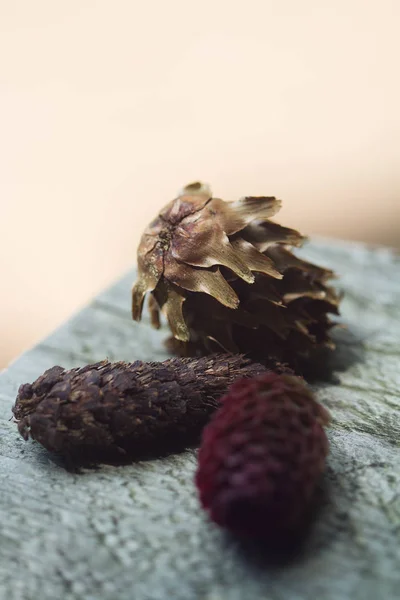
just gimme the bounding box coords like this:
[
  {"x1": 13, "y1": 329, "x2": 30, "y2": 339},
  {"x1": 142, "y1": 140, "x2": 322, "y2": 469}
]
[{"x1": 132, "y1": 182, "x2": 340, "y2": 369}]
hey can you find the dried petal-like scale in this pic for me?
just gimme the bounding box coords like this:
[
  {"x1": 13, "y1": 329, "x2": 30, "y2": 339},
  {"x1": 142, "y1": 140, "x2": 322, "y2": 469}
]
[
  {"x1": 132, "y1": 182, "x2": 340, "y2": 369},
  {"x1": 13, "y1": 355, "x2": 289, "y2": 463}
]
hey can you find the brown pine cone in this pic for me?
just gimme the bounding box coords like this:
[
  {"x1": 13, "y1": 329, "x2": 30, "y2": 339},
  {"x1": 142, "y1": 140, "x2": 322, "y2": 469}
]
[
  {"x1": 132, "y1": 182, "x2": 340, "y2": 369},
  {"x1": 13, "y1": 355, "x2": 277, "y2": 462}
]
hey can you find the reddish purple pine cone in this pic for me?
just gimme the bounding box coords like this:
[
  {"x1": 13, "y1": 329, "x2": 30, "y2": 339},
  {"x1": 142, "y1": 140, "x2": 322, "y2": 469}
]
[{"x1": 195, "y1": 372, "x2": 330, "y2": 538}]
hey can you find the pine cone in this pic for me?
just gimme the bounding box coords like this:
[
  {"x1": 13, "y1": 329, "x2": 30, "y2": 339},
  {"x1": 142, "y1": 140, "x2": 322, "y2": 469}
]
[
  {"x1": 13, "y1": 355, "x2": 275, "y2": 462},
  {"x1": 195, "y1": 373, "x2": 330, "y2": 538},
  {"x1": 132, "y1": 182, "x2": 340, "y2": 369}
]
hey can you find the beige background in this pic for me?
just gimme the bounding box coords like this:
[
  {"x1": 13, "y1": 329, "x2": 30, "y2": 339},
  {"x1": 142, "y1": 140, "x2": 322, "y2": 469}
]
[{"x1": 1, "y1": 0, "x2": 399, "y2": 369}]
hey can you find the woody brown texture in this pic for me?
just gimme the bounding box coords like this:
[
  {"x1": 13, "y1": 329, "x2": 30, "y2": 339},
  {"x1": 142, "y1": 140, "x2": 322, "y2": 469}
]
[
  {"x1": 13, "y1": 355, "x2": 270, "y2": 461},
  {"x1": 132, "y1": 182, "x2": 340, "y2": 369}
]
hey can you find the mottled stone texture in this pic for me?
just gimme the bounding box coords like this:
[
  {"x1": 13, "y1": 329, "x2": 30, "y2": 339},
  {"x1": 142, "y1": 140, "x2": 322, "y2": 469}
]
[{"x1": 0, "y1": 239, "x2": 399, "y2": 600}]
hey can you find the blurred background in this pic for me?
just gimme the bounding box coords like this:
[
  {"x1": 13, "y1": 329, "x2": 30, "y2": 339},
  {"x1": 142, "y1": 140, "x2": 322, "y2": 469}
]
[{"x1": 1, "y1": 0, "x2": 399, "y2": 369}]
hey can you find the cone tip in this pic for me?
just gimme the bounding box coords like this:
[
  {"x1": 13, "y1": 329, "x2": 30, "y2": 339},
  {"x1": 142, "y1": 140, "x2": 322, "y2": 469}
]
[{"x1": 178, "y1": 181, "x2": 212, "y2": 198}]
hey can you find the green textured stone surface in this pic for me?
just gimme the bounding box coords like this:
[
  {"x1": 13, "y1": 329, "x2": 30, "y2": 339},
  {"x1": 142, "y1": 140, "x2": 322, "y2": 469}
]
[{"x1": 0, "y1": 239, "x2": 399, "y2": 600}]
